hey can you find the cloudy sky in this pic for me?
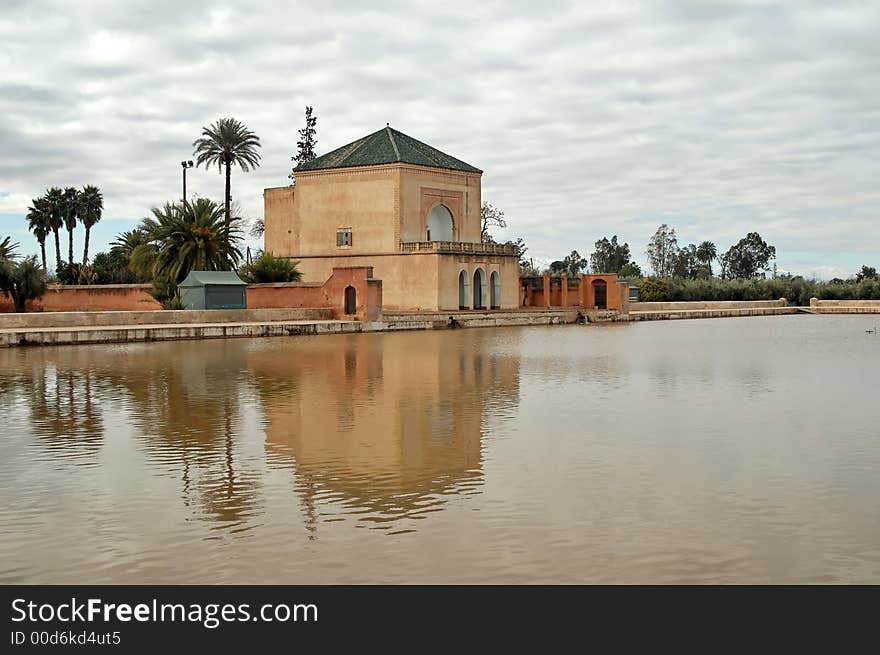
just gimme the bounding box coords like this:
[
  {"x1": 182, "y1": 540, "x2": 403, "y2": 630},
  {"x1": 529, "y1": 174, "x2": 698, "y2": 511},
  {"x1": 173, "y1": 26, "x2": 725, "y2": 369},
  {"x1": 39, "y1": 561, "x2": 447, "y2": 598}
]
[{"x1": 1, "y1": 0, "x2": 878, "y2": 278}]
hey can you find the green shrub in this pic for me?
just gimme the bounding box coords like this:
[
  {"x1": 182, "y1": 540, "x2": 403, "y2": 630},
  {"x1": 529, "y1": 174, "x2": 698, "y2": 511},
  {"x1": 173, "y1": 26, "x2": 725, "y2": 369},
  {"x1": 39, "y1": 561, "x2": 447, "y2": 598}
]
[
  {"x1": 638, "y1": 277, "x2": 671, "y2": 301},
  {"x1": 239, "y1": 252, "x2": 302, "y2": 283},
  {"x1": 0, "y1": 256, "x2": 48, "y2": 312}
]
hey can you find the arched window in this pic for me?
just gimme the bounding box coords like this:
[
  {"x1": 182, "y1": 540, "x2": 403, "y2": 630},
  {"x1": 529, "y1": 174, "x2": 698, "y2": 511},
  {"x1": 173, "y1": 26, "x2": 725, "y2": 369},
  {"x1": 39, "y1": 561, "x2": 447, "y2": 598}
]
[
  {"x1": 490, "y1": 271, "x2": 501, "y2": 309},
  {"x1": 344, "y1": 285, "x2": 357, "y2": 315},
  {"x1": 458, "y1": 270, "x2": 470, "y2": 309},
  {"x1": 473, "y1": 268, "x2": 487, "y2": 310},
  {"x1": 427, "y1": 204, "x2": 454, "y2": 242}
]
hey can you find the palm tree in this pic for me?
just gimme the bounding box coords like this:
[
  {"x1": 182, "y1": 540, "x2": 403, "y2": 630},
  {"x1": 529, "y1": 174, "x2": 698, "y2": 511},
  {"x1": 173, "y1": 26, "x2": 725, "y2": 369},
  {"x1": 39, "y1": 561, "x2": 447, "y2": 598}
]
[
  {"x1": 62, "y1": 186, "x2": 80, "y2": 264},
  {"x1": 0, "y1": 255, "x2": 47, "y2": 313},
  {"x1": 192, "y1": 118, "x2": 261, "y2": 226},
  {"x1": 44, "y1": 187, "x2": 65, "y2": 270},
  {"x1": 142, "y1": 198, "x2": 242, "y2": 284},
  {"x1": 0, "y1": 236, "x2": 18, "y2": 261},
  {"x1": 26, "y1": 197, "x2": 51, "y2": 270},
  {"x1": 111, "y1": 228, "x2": 147, "y2": 258},
  {"x1": 696, "y1": 241, "x2": 718, "y2": 277},
  {"x1": 78, "y1": 185, "x2": 103, "y2": 264}
]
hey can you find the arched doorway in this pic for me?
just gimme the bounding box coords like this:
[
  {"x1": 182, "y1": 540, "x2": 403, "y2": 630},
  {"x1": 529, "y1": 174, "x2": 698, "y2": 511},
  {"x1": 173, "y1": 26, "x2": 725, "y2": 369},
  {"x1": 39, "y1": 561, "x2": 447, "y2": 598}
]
[
  {"x1": 344, "y1": 285, "x2": 357, "y2": 315},
  {"x1": 427, "y1": 204, "x2": 454, "y2": 241},
  {"x1": 458, "y1": 270, "x2": 470, "y2": 309},
  {"x1": 473, "y1": 268, "x2": 487, "y2": 310},
  {"x1": 592, "y1": 279, "x2": 607, "y2": 309},
  {"x1": 490, "y1": 271, "x2": 500, "y2": 309}
]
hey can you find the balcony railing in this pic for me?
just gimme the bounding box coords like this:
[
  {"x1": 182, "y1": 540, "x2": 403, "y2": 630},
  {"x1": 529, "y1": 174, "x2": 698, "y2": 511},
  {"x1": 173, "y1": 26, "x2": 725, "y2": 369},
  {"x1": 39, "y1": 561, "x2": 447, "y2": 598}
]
[{"x1": 400, "y1": 241, "x2": 519, "y2": 255}]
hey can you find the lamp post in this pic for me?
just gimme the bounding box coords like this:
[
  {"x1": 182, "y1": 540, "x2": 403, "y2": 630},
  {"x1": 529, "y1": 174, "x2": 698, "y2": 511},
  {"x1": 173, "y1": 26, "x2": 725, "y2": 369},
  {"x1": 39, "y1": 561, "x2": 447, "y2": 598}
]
[{"x1": 181, "y1": 160, "x2": 193, "y2": 202}]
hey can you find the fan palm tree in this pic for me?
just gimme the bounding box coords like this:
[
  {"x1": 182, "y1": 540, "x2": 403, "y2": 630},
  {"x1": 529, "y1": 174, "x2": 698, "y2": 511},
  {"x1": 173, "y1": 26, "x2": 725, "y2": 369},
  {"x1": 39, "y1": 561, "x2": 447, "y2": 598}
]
[
  {"x1": 62, "y1": 186, "x2": 79, "y2": 264},
  {"x1": 78, "y1": 185, "x2": 103, "y2": 263},
  {"x1": 192, "y1": 117, "x2": 261, "y2": 226},
  {"x1": 142, "y1": 198, "x2": 242, "y2": 284},
  {"x1": 26, "y1": 197, "x2": 51, "y2": 270},
  {"x1": 696, "y1": 241, "x2": 718, "y2": 277},
  {"x1": 44, "y1": 187, "x2": 65, "y2": 270}
]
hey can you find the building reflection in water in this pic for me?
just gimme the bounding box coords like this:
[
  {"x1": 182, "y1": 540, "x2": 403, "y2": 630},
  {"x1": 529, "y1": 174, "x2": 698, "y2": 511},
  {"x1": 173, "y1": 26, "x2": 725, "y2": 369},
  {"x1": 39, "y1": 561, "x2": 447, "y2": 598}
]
[
  {"x1": 248, "y1": 330, "x2": 521, "y2": 534},
  {"x1": 2, "y1": 329, "x2": 520, "y2": 537}
]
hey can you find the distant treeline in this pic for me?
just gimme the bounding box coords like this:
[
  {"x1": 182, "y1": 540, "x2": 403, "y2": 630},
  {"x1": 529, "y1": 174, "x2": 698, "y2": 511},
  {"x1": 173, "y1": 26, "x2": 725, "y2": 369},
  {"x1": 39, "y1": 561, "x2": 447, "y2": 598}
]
[{"x1": 638, "y1": 276, "x2": 880, "y2": 305}]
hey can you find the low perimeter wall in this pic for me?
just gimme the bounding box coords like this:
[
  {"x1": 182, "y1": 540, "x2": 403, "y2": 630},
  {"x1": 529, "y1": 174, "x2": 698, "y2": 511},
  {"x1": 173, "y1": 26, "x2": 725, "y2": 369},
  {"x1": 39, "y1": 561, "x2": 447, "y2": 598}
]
[
  {"x1": 631, "y1": 299, "x2": 787, "y2": 312},
  {"x1": 810, "y1": 299, "x2": 880, "y2": 308},
  {"x1": 0, "y1": 284, "x2": 161, "y2": 313},
  {"x1": 1, "y1": 267, "x2": 382, "y2": 321}
]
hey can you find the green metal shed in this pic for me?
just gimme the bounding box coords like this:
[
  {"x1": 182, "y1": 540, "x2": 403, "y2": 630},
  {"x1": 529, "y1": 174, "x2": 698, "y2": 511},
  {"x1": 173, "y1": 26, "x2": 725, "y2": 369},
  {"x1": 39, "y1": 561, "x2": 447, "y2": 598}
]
[{"x1": 178, "y1": 271, "x2": 247, "y2": 310}]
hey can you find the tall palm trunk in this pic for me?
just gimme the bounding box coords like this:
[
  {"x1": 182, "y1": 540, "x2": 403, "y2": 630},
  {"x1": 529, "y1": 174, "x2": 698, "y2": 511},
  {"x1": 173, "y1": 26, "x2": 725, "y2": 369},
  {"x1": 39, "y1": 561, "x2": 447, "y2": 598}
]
[
  {"x1": 83, "y1": 228, "x2": 91, "y2": 264},
  {"x1": 52, "y1": 229, "x2": 61, "y2": 270},
  {"x1": 39, "y1": 240, "x2": 47, "y2": 271},
  {"x1": 224, "y1": 155, "x2": 232, "y2": 227},
  {"x1": 68, "y1": 229, "x2": 74, "y2": 265}
]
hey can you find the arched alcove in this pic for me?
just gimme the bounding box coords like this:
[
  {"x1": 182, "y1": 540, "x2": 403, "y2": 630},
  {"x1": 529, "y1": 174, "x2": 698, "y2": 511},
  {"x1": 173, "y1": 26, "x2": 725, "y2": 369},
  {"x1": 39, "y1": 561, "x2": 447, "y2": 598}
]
[
  {"x1": 427, "y1": 204, "x2": 454, "y2": 242},
  {"x1": 458, "y1": 270, "x2": 470, "y2": 309},
  {"x1": 473, "y1": 268, "x2": 487, "y2": 310},
  {"x1": 490, "y1": 271, "x2": 500, "y2": 309}
]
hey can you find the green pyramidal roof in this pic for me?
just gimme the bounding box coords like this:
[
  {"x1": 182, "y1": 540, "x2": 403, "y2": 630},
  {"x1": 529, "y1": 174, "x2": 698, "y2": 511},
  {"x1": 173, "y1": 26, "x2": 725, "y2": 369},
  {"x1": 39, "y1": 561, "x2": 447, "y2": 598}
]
[{"x1": 293, "y1": 126, "x2": 482, "y2": 174}]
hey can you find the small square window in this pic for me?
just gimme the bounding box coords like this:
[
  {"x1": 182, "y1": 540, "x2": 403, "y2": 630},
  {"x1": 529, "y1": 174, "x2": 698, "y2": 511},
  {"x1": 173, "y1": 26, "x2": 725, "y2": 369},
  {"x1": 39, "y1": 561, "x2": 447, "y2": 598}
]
[{"x1": 336, "y1": 229, "x2": 352, "y2": 248}]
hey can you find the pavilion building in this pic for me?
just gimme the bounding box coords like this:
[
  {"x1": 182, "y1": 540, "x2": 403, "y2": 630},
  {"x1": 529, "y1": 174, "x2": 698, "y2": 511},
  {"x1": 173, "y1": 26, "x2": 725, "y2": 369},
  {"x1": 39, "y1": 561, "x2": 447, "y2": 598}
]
[{"x1": 263, "y1": 126, "x2": 520, "y2": 312}]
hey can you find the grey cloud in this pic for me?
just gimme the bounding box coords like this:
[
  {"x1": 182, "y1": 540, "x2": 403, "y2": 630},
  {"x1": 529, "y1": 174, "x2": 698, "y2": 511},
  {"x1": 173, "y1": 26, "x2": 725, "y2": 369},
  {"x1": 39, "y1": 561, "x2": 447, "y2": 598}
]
[{"x1": 1, "y1": 0, "x2": 879, "y2": 276}]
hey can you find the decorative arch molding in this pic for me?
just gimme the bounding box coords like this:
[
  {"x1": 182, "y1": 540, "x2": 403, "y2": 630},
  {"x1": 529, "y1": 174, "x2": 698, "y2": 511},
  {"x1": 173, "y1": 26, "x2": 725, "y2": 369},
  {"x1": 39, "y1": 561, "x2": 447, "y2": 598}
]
[{"x1": 420, "y1": 188, "x2": 463, "y2": 241}]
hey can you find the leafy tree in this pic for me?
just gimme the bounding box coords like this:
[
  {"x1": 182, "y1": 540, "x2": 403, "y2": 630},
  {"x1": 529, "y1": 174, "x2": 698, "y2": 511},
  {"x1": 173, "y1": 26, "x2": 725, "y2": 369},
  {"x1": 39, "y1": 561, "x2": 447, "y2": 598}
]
[
  {"x1": 618, "y1": 262, "x2": 643, "y2": 278},
  {"x1": 193, "y1": 117, "x2": 262, "y2": 226},
  {"x1": 77, "y1": 185, "x2": 103, "y2": 263},
  {"x1": 91, "y1": 251, "x2": 139, "y2": 284},
  {"x1": 550, "y1": 250, "x2": 588, "y2": 277},
  {"x1": 673, "y1": 244, "x2": 701, "y2": 279},
  {"x1": 62, "y1": 186, "x2": 79, "y2": 264},
  {"x1": 0, "y1": 256, "x2": 47, "y2": 312},
  {"x1": 720, "y1": 232, "x2": 776, "y2": 279},
  {"x1": 638, "y1": 277, "x2": 671, "y2": 302},
  {"x1": 44, "y1": 186, "x2": 65, "y2": 270},
  {"x1": 139, "y1": 198, "x2": 243, "y2": 285},
  {"x1": 239, "y1": 251, "x2": 302, "y2": 283},
  {"x1": 646, "y1": 223, "x2": 678, "y2": 278},
  {"x1": 480, "y1": 202, "x2": 507, "y2": 243},
  {"x1": 26, "y1": 197, "x2": 51, "y2": 270},
  {"x1": 695, "y1": 241, "x2": 717, "y2": 276},
  {"x1": 855, "y1": 265, "x2": 878, "y2": 282},
  {"x1": 290, "y1": 106, "x2": 318, "y2": 180},
  {"x1": 589, "y1": 235, "x2": 632, "y2": 273}
]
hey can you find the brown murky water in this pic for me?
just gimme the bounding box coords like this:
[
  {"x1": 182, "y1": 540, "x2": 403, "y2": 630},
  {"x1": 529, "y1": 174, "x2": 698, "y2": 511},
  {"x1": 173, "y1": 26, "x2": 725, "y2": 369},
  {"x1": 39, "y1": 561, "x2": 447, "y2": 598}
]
[{"x1": 1, "y1": 314, "x2": 879, "y2": 583}]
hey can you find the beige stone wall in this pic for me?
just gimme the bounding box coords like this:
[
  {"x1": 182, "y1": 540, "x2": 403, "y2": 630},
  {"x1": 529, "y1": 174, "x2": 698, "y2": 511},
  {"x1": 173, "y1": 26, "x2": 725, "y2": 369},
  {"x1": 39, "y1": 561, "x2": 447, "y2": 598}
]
[
  {"x1": 264, "y1": 163, "x2": 483, "y2": 260},
  {"x1": 398, "y1": 165, "x2": 482, "y2": 244},
  {"x1": 293, "y1": 252, "x2": 518, "y2": 311},
  {"x1": 265, "y1": 166, "x2": 398, "y2": 257}
]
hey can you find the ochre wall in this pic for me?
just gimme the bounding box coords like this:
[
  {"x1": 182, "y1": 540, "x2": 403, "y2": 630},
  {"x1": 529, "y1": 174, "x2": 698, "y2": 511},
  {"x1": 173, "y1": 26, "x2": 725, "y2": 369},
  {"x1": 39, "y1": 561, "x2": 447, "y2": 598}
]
[
  {"x1": 1, "y1": 269, "x2": 381, "y2": 321},
  {"x1": 294, "y1": 254, "x2": 440, "y2": 311},
  {"x1": 519, "y1": 274, "x2": 629, "y2": 313},
  {"x1": 248, "y1": 266, "x2": 381, "y2": 321},
  {"x1": 1, "y1": 284, "x2": 161, "y2": 313}
]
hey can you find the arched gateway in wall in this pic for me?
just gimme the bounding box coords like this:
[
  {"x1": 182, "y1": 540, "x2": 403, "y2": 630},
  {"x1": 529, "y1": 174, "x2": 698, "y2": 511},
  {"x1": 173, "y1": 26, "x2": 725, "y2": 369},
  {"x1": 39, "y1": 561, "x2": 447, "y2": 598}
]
[{"x1": 592, "y1": 279, "x2": 607, "y2": 309}]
